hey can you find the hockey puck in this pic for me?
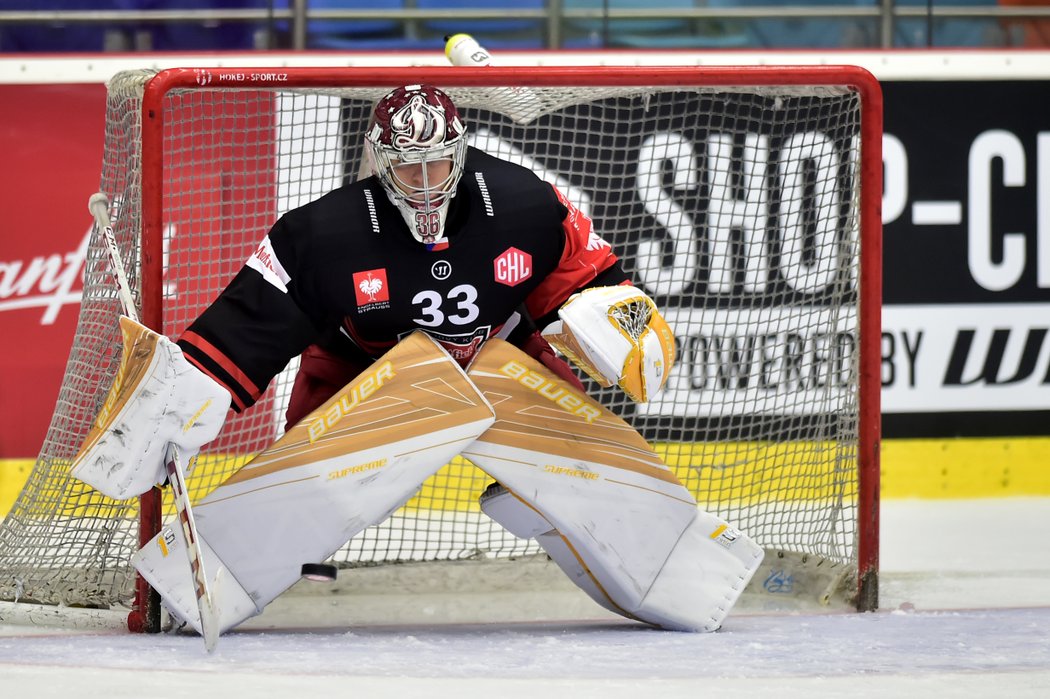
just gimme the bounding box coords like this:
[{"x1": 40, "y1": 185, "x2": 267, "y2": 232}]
[{"x1": 300, "y1": 563, "x2": 337, "y2": 582}]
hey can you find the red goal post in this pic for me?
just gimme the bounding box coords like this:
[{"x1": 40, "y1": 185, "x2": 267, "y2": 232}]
[{"x1": 0, "y1": 65, "x2": 881, "y2": 632}]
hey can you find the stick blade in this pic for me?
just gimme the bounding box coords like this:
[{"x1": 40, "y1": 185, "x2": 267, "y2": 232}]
[
  {"x1": 199, "y1": 568, "x2": 223, "y2": 653},
  {"x1": 164, "y1": 443, "x2": 222, "y2": 653}
]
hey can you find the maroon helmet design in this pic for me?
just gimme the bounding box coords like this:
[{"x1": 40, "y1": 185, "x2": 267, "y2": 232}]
[{"x1": 366, "y1": 85, "x2": 467, "y2": 246}]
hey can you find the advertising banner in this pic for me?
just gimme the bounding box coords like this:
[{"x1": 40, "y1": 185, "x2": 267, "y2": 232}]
[
  {"x1": 880, "y1": 81, "x2": 1049, "y2": 436},
  {"x1": 0, "y1": 78, "x2": 1047, "y2": 457},
  {"x1": 0, "y1": 84, "x2": 106, "y2": 457}
]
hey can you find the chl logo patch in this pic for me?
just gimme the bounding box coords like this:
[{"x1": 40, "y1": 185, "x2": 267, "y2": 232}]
[
  {"x1": 353, "y1": 268, "x2": 390, "y2": 308},
  {"x1": 494, "y1": 247, "x2": 532, "y2": 287}
]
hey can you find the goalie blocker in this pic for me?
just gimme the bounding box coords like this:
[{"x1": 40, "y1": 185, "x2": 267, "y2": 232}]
[
  {"x1": 70, "y1": 316, "x2": 231, "y2": 500},
  {"x1": 134, "y1": 332, "x2": 760, "y2": 637}
]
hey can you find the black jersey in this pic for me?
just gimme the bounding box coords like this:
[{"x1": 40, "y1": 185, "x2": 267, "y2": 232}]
[{"x1": 178, "y1": 147, "x2": 626, "y2": 412}]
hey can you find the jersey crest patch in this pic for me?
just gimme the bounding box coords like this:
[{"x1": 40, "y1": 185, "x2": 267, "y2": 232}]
[
  {"x1": 353, "y1": 268, "x2": 391, "y2": 311},
  {"x1": 494, "y1": 247, "x2": 532, "y2": 287}
]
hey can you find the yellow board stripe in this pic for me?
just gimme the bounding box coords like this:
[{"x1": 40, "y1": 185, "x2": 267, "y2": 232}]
[
  {"x1": 880, "y1": 437, "x2": 1050, "y2": 499},
  {"x1": 3, "y1": 436, "x2": 1050, "y2": 517},
  {"x1": 0, "y1": 459, "x2": 33, "y2": 516}
]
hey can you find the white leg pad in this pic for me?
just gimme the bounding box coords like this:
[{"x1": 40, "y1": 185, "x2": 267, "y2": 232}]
[
  {"x1": 133, "y1": 523, "x2": 258, "y2": 635},
  {"x1": 634, "y1": 509, "x2": 765, "y2": 632},
  {"x1": 134, "y1": 332, "x2": 495, "y2": 635},
  {"x1": 479, "y1": 482, "x2": 763, "y2": 629},
  {"x1": 466, "y1": 338, "x2": 763, "y2": 632},
  {"x1": 478, "y1": 483, "x2": 553, "y2": 539},
  {"x1": 136, "y1": 435, "x2": 471, "y2": 636},
  {"x1": 534, "y1": 530, "x2": 626, "y2": 618},
  {"x1": 480, "y1": 484, "x2": 621, "y2": 616}
]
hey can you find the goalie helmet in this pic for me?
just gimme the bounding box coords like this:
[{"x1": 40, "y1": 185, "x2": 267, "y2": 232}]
[{"x1": 365, "y1": 84, "x2": 468, "y2": 245}]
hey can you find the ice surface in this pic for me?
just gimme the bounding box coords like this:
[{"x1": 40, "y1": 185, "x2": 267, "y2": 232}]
[{"x1": 2, "y1": 498, "x2": 1049, "y2": 698}]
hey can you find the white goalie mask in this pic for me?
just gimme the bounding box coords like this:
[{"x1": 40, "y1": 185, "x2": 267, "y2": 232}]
[{"x1": 365, "y1": 84, "x2": 468, "y2": 246}]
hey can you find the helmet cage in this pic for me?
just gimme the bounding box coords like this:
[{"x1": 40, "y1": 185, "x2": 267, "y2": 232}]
[{"x1": 369, "y1": 137, "x2": 467, "y2": 230}]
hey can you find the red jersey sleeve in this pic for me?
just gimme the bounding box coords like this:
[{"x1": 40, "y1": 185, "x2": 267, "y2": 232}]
[{"x1": 525, "y1": 185, "x2": 628, "y2": 321}]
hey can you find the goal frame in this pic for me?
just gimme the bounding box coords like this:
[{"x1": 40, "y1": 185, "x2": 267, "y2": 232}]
[{"x1": 124, "y1": 64, "x2": 881, "y2": 631}]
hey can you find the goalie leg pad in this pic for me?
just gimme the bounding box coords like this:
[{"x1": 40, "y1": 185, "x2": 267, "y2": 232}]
[
  {"x1": 71, "y1": 316, "x2": 231, "y2": 500},
  {"x1": 637, "y1": 510, "x2": 764, "y2": 632},
  {"x1": 136, "y1": 332, "x2": 495, "y2": 633},
  {"x1": 133, "y1": 522, "x2": 258, "y2": 635},
  {"x1": 478, "y1": 482, "x2": 553, "y2": 539},
  {"x1": 478, "y1": 476, "x2": 761, "y2": 629},
  {"x1": 466, "y1": 338, "x2": 757, "y2": 631},
  {"x1": 479, "y1": 483, "x2": 626, "y2": 618}
]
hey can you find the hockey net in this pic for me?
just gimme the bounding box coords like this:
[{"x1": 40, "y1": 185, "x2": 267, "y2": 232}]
[{"x1": 0, "y1": 66, "x2": 881, "y2": 629}]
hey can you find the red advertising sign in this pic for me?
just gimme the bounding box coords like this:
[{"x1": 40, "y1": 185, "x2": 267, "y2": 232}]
[
  {"x1": 0, "y1": 80, "x2": 281, "y2": 459},
  {"x1": 0, "y1": 84, "x2": 107, "y2": 457}
]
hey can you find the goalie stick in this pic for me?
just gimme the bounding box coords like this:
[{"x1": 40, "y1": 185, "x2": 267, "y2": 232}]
[{"x1": 88, "y1": 193, "x2": 221, "y2": 652}]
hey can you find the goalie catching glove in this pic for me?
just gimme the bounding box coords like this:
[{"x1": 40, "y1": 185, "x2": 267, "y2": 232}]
[
  {"x1": 71, "y1": 316, "x2": 231, "y2": 500},
  {"x1": 541, "y1": 285, "x2": 675, "y2": 403}
]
